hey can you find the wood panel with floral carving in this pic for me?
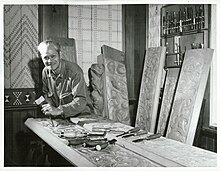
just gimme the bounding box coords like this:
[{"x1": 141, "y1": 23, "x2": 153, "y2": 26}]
[
  {"x1": 166, "y1": 49, "x2": 213, "y2": 145},
  {"x1": 98, "y1": 45, "x2": 130, "y2": 125},
  {"x1": 135, "y1": 47, "x2": 166, "y2": 132}
]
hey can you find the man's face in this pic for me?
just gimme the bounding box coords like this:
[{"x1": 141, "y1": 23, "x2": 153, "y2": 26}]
[{"x1": 40, "y1": 44, "x2": 61, "y2": 71}]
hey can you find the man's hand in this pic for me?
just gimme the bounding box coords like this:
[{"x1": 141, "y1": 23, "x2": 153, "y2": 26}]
[{"x1": 41, "y1": 104, "x2": 63, "y2": 116}]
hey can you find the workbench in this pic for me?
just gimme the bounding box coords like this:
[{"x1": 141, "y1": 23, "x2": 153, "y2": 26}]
[{"x1": 24, "y1": 115, "x2": 217, "y2": 167}]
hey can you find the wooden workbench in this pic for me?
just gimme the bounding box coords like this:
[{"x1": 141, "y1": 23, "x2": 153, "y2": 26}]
[{"x1": 24, "y1": 116, "x2": 217, "y2": 167}]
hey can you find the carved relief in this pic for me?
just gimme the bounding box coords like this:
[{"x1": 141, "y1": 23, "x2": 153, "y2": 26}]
[
  {"x1": 136, "y1": 137, "x2": 217, "y2": 167},
  {"x1": 98, "y1": 45, "x2": 130, "y2": 125},
  {"x1": 157, "y1": 68, "x2": 179, "y2": 135},
  {"x1": 76, "y1": 144, "x2": 158, "y2": 167},
  {"x1": 166, "y1": 49, "x2": 213, "y2": 145},
  {"x1": 89, "y1": 64, "x2": 105, "y2": 116},
  {"x1": 105, "y1": 58, "x2": 130, "y2": 125},
  {"x1": 135, "y1": 47, "x2": 166, "y2": 132}
]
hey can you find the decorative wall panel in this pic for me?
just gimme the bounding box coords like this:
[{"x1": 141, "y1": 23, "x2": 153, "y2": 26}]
[
  {"x1": 4, "y1": 5, "x2": 39, "y2": 88},
  {"x1": 135, "y1": 47, "x2": 166, "y2": 132},
  {"x1": 166, "y1": 49, "x2": 214, "y2": 145},
  {"x1": 68, "y1": 5, "x2": 122, "y2": 85},
  {"x1": 157, "y1": 68, "x2": 180, "y2": 135},
  {"x1": 98, "y1": 45, "x2": 130, "y2": 125},
  {"x1": 4, "y1": 88, "x2": 37, "y2": 108}
]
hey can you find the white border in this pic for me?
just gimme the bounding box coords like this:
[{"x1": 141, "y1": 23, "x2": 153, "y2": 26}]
[{"x1": 0, "y1": 1, "x2": 219, "y2": 171}]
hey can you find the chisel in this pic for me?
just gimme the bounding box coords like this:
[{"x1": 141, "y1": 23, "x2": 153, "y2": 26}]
[
  {"x1": 122, "y1": 130, "x2": 148, "y2": 138},
  {"x1": 132, "y1": 133, "x2": 161, "y2": 142},
  {"x1": 116, "y1": 127, "x2": 140, "y2": 137}
]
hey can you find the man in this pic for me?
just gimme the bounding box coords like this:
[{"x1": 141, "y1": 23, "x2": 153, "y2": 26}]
[{"x1": 38, "y1": 40, "x2": 94, "y2": 118}]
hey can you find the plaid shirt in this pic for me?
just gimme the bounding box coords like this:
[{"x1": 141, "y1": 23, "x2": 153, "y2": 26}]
[{"x1": 42, "y1": 59, "x2": 94, "y2": 118}]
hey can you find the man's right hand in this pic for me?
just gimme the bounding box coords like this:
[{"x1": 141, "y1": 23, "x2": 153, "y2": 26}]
[{"x1": 42, "y1": 104, "x2": 63, "y2": 116}]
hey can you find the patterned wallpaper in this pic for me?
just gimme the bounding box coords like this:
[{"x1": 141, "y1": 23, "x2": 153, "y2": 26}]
[
  {"x1": 68, "y1": 5, "x2": 122, "y2": 85},
  {"x1": 4, "y1": 5, "x2": 39, "y2": 89}
]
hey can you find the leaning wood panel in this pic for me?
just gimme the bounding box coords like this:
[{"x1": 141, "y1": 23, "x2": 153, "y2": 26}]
[
  {"x1": 88, "y1": 63, "x2": 105, "y2": 116},
  {"x1": 166, "y1": 49, "x2": 214, "y2": 145},
  {"x1": 98, "y1": 45, "x2": 130, "y2": 125},
  {"x1": 135, "y1": 47, "x2": 166, "y2": 132},
  {"x1": 51, "y1": 37, "x2": 77, "y2": 63},
  {"x1": 157, "y1": 68, "x2": 180, "y2": 135}
]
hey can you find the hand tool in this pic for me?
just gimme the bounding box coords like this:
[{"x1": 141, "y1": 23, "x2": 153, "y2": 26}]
[
  {"x1": 91, "y1": 126, "x2": 120, "y2": 132},
  {"x1": 35, "y1": 96, "x2": 54, "y2": 127},
  {"x1": 132, "y1": 133, "x2": 161, "y2": 143},
  {"x1": 116, "y1": 127, "x2": 140, "y2": 137},
  {"x1": 82, "y1": 138, "x2": 108, "y2": 147},
  {"x1": 122, "y1": 130, "x2": 148, "y2": 138},
  {"x1": 95, "y1": 139, "x2": 117, "y2": 151},
  {"x1": 68, "y1": 137, "x2": 90, "y2": 146}
]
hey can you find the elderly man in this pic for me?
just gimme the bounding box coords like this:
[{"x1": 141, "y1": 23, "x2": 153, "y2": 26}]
[{"x1": 37, "y1": 40, "x2": 94, "y2": 118}]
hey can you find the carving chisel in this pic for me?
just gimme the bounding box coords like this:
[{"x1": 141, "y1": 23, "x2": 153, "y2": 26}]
[
  {"x1": 122, "y1": 130, "x2": 148, "y2": 138},
  {"x1": 116, "y1": 127, "x2": 140, "y2": 137},
  {"x1": 132, "y1": 133, "x2": 161, "y2": 142}
]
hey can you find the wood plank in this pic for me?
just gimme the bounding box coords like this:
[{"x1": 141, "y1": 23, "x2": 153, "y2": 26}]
[
  {"x1": 105, "y1": 134, "x2": 183, "y2": 167},
  {"x1": 72, "y1": 115, "x2": 216, "y2": 167},
  {"x1": 98, "y1": 45, "x2": 130, "y2": 125},
  {"x1": 135, "y1": 47, "x2": 166, "y2": 132},
  {"x1": 121, "y1": 135, "x2": 217, "y2": 167},
  {"x1": 157, "y1": 68, "x2": 180, "y2": 135},
  {"x1": 25, "y1": 118, "x2": 159, "y2": 167},
  {"x1": 166, "y1": 48, "x2": 214, "y2": 145}
]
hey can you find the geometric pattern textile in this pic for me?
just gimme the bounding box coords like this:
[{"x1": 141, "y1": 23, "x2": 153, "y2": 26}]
[
  {"x1": 4, "y1": 88, "x2": 37, "y2": 108},
  {"x1": 4, "y1": 5, "x2": 39, "y2": 88}
]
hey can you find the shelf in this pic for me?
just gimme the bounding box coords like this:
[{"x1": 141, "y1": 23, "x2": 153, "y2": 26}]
[
  {"x1": 161, "y1": 28, "x2": 208, "y2": 38},
  {"x1": 166, "y1": 53, "x2": 183, "y2": 56}
]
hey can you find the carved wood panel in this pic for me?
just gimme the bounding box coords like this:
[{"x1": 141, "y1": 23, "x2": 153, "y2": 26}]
[
  {"x1": 157, "y1": 68, "x2": 180, "y2": 135},
  {"x1": 98, "y1": 45, "x2": 130, "y2": 125},
  {"x1": 131, "y1": 137, "x2": 216, "y2": 167},
  {"x1": 166, "y1": 49, "x2": 214, "y2": 145},
  {"x1": 89, "y1": 64, "x2": 105, "y2": 116},
  {"x1": 50, "y1": 37, "x2": 77, "y2": 63},
  {"x1": 135, "y1": 47, "x2": 166, "y2": 132},
  {"x1": 75, "y1": 144, "x2": 158, "y2": 167}
]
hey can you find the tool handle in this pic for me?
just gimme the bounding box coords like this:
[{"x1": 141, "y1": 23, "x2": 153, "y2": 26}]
[
  {"x1": 146, "y1": 133, "x2": 161, "y2": 140},
  {"x1": 95, "y1": 142, "x2": 109, "y2": 151},
  {"x1": 132, "y1": 133, "x2": 161, "y2": 143},
  {"x1": 116, "y1": 127, "x2": 140, "y2": 137},
  {"x1": 83, "y1": 139, "x2": 107, "y2": 147},
  {"x1": 68, "y1": 137, "x2": 89, "y2": 146},
  {"x1": 136, "y1": 130, "x2": 148, "y2": 136},
  {"x1": 129, "y1": 127, "x2": 140, "y2": 133}
]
